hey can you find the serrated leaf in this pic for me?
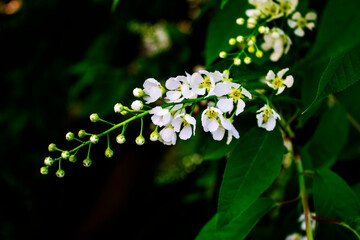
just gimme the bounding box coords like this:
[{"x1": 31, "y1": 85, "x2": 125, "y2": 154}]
[
  {"x1": 303, "y1": 104, "x2": 349, "y2": 169},
  {"x1": 196, "y1": 198, "x2": 276, "y2": 240},
  {"x1": 313, "y1": 169, "x2": 360, "y2": 222},
  {"x1": 217, "y1": 127, "x2": 284, "y2": 228}
]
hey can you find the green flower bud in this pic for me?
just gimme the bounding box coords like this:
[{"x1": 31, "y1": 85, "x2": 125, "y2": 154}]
[
  {"x1": 135, "y1": 136, "x2": 145, "y2": 146},
  {"x1": 40, "y1": 166, "x2": 49, "y2": 175},
  {"x1": 44, "y1": 157, "x2": 54, "y2": 166},
  {"x1": 61, "y1": 151, "x2": 70, "y2": 159},
  {"x1": 90, "y1": 135, "x2": 99, "y2": 144},
  {"x1": 105, "y1": 147, "x2": 114, "y2": 158},
  {"x1": 114, "y1": 103, "x2": 124, "y2": 113},
  {"x1": 150, "y1": 131, "x2": 160, "y2": 142},
  {"x1": 83, "y1": 157, "x2": 92, "y2": 167},
  {"x1": 69, "y1": 154, "x2": 77, "y2": 163},
  {"x1": 90, "y1": 113, "x2": 99, "y2": 122},
  {"x1": 56, "y1": 169, "x2": 65, "y2": 178},
  {"x1": 66, "y1": 132, "x2": 74, "y2": 141},
  {"x1": 256, "y1": 50, "x2": 263, "y2": 58},
  {"x1": 244, "y1": 56, "x2": 252, "y2": 64},
  {"x1": 48, "y1": 143, "x2": 56, "y2": 152},
  {"x1": 78, "y1": 129, "x2": 87, "y2": 138},
  {"x1": 116, "y1": 134, "x2": 126, "y2": 144}
]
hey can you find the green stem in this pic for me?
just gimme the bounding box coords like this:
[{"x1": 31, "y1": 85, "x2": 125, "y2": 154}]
[{"x1": 294, "y1": 155, "x2": 314, "y2": 240}]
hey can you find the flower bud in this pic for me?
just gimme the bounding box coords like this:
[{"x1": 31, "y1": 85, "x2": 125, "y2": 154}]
[
  {"x1": 233, "y1": 58, "x2": 241, "y2": 66},
  {"x1": 90, "y1": 113, "x2": 99, "y2": 122},
  {"x1": 131, "y1": 100, "x2": 144, "y2": 111},
  {"x1": 56, "y1": 169, "x2": 65, "y2": 178},
  {"x1": 61, "y1": 151, "x2": 70, "y2": 159},
  {"x1": 105, "y1": 147, "x2": 114, "y2": 158},
  {"x1": 248, "y1": 45, "x2": 255, "y2": 53},
  {"x1": 69, "y1": 154, "x2": 77, "y2": 163},
  {"x1": 48, "y1": 143, "x2": 56, "y2": 152},
  {"x1": 83, "y1": 157, "x2": 92, "y2": 167},
  {"x1": 90, "y1": 135, "x2": 99, "y2": 144},
  {"x1": 116, "y1": 134, "x2": 126, "y2": 144},
  {"x1": 258, "y1": 26, "x2": 266, "y2": 34},
  {"x1": 114, "y1": 103, "x2": 124, "y2": 113},
  {"x1": 44, "y1": 157, "x2": 54, "y2": 166},
  {"x1": 236, "y1": 17, "x2": 245, "y2": 25},
  {"x1": 228, "y1": 38, "x2": 236, "y2": 45},
  {"x1": 150, "y1": 131, "x2": 160, "y2": 141},
  {"x1": 135, "y1": 136, "x2": 145, "y2": 145},
  {"x1": 219, "y1": 51, "x2": 227, "y2": 58},
  {"x1": 244, "y1": 56, "x2": 252, "y2": 64},
  {"x1": 40, "y1": 166, "x2": 49, "y2": 175},
  {"x1": 120, "y1": 110, "x2": 128, "y2": 116},
  {"x1": 78, "y1": 129, "x2": 87, "y2": 138},
  {"x1": 223, "y1": 69, "x2": 230, "y2": 76},
  {"x1": 66, "y1": 132, "x2": 74, "y2": 141},
  {"x1": 256, "y1": 50, "x2": 263, "y2": 58},
  {"x1": 133, "y1": 88, "x2": 144, "y2": 98},
  {"x1": 236, "y1": 35, "x2": 244, "y2": 43}
]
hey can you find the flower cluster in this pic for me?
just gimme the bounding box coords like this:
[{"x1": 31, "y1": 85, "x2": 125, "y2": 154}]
[{"x1": 285, "y1": 212, "x2": 317, "y2": 240}]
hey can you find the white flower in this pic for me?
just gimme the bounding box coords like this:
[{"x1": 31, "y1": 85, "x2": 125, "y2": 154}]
[
  {"x1": 288, "y1": 12, "x2": 317, "y2": 37},
  {"x1": 159, "y1": 126, "x2": 177, "y2": 145},
  {"x1": 172, "y1": 113, "x2": 196, "y2": 140},
  {"x1": 131, "y1": 100, "x2": 144, "y2": 110},
  {"x1": 149, "y1": 106, "x2": 172, "y2": 127},
  {"x1": 278, "y1": 0, "x2": 298, "y2": 16},
  {"x1": 190, "y1": 70, "x2": 217, "y2": 96},
  {"x1": 265, "y1": 68, "x2": 294, "y2": 95},
  {"x1": 226, "y1": 121, "x2": 240, "y2": 145},
  {"x1": 165, "y1": 74, "x2": 197, "y2": 102},
  {"x1": 285, "y1": 233, "x2": 306, "y2": 240},
  {"x1": 261, "y1": 27, "x2": 292, "y2": 62},
  {"x1": 256, "y1": 104, "x2": 281, "y2": 131},
  {"x1": 143, "y1": 78, "x2": 164, "y2": 103},
  {"x1": 247, "y1": 0, "x2": 282, "y2": 21},
  {"x1": 214, "y1": 81, "x2": 252, "y2": 115},
  {"x1": 299, "y1": 213, "x2": 316, "y2": 232}
]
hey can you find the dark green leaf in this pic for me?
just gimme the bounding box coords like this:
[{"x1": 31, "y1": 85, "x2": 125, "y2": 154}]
[
  {"x1": 313, "y1": 169, "x2": 360, "y2": 222},
  {"x1": 220, "y1": 0, "x2": 230, "y2": 9},
  {"x1": 217, "y1": 127, "x2": 284, "y2": 228},
  {"x1": 196, "y1": 214, "x2": 219, "y2": 240},
  {"x1": 202, "y1": 138, "x2": 239, "y2": 161}
]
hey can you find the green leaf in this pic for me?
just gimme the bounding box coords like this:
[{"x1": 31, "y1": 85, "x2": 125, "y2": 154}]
[
  {"x1": 303, "y1": 43, "x2": 360, "y2": 113},
  {"x1": 303, "y1": 104, "x2": 349, "y2": 169},
  {"x1": 196, "y1": 198, "x2": 277, "y2": 240},
  {"x1": 217, "y1": 127, "x2": 284, "y2": 228},
  {"x1": 205, "y1": 0, "x2": 251, "y2": 66},
  {"x1": 220, "y1": 0, "x2": 230, "y2": 9},
  {"x1": 313, "y1": 169, "x2": 360, "y2": 222},
  {"x1": 202, "y1": 138, "x2": 239, "y2": 161}
]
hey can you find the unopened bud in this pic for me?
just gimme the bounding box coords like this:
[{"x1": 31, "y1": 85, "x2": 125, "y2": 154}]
[
  {"x1": 233, "y1": 58, "x2": 241, "y2": 66},
  {"x1": 83, "y1": 157, "x2": 92, "y2": 167},
  {"x1": 236, "y1": 35, "x2": 244, "y2": 43},
  {"x1": 236, "y1": 18, "x2": 245, "y2": 25},
  {"x1": 69, "y1": 154, "x2": 77, "y2": 163},
  {"x1": 228, "y1": 38, "x2": 236, "y2": 45},
  {"x1": 56, "y1": 169, "x2": 65, "y2": 178},
  {"x1": 219, "y1": 51, "x2": 227, "y2": 58},
  {"x1": 90, "y1": 135, "x2": 99, "y2": 144},
  {"x1": 114, "y1": 103, "x2": 124, "y2": 113},
  {"x1": 256, "y1": 50, "x2": 263, "y2": 58},
  {"x1": 48, "y1": 143, "x2": 56, "y2": 152},
  {"x1": 90, "y1": 113, "x2": 99, "y2": 122},
  {"x1": 40, "y1": 166, "x2": 49, "y2": 175},
  {"x1": 244, "y1": 56, "x2": 252, "y2": 64},
  {"x1": 44, "y1": 157, "x2": 54, "y2": 166},
  {"x1": 61, "y1": 151, "x2": 70, "y2": 159},
  {"x1": 135, "y1": 136, "x2": 145, "y2": 145},
  {"x1": 131, "y1": 100, "x2": 144, "y2": 111},
  {"x1": 150, "y1": 131, "x2": 160, "y2": 141},
  {"x1": 66, "y1": 132, "x2": 74, "y2": 141},
  {"x1": 133, "y1": 88, "x2": 144, "y2": 98},
  {"x1": 116, "y1": 134, "x2": 126, "y2": 144},
  {"x1": 258, "y1": 26, "x2": 266, "y2": 34},
  {"x1": 248, "y1": 45, "x2": 255, "y2": 53},
  {"x1": 105, "y1": 147, "x2": 114, "y2": 158},
  {"x1": 78, "y1": 130, "x2": 87, "y2": 138}
]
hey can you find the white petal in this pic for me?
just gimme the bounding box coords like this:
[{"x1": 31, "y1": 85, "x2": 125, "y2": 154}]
[
  {"x1": 265, "y1": 116, "x2": 277, "y2": 131},
  {"x1": 179, "y1": 125, "x2": 192, "y2": 140},
  {"x1": 214, "y1": 83, "x2": 232, "y2": 97},
  {"x1": 165, "y1": 77, "x2": 180, "y2": 90},
  {"x1": 190, "y1": 72, "x2": 204, "y2": 85},
  {"x1": 211, "y1": 127, "x2": 225, "y2": 141},
  {"x1": 220, "y1": 117, "x2": 233, "y2": 131},
  {"x1": 172, "y1": 117, "x2": 183, "y2": 132},
  {"x1": 276, "y1": 86, "x2": 286, "y2": 95},
  {"x1": 185, "y1": 114, "x2": 196, "y2": 127},
  {"x1": 266, "y1": 70, "x2": 276, "y2": 81},
  {"x1": 256, "y1": 112, "x2": 264, "y2": 127},
  {"x1": 277, "y1": 68, "x2": 289, "y2": 79},
  {"x1": 306, "y1": 22, "x2": 315, "y2": 30},
  {"x1": 270, "y1": 51, "x2": 282, "y2": 62},
  {"x1": 305, "y1": 12, "x2": 317, "y2": 20},
  {"x1": 241, "y1": 87, "x2": 252, "y2": 99},
  {"x1": 166, "y1": 91, "x2": 182, "y2": 101},
  {"x1": 207, "y1": 119, "x2": 220, "y2": 132},
  {"x1": 143, "y1": 78, "x2": 160, "y2": 89},
  {"x1": 217, "y1": 98, "x2": 234, "y2": 113},
  {"x1": 283, "y1": 75, "x2": 294, "y2": 87},
  {"x1": 287, "y1": 19, "x2": 297, "y2": 28},
  {"x1": 292, "y1": 11, "x2": 301, "y2": 20},
  {"x1": 236, "y1": 99, "x2": 246, "y2": 115},
  {"x1": 294, "y1": 27, "x2": 305, "y2": 37}
]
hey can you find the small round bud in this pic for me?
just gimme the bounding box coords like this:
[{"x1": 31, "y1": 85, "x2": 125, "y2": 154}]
[
  {"x1": 90, "y1": 113, "x2": 99, "y2": 122},
  {"x1": 258, "y1": 26, "x2": 266, "y2": 34},
  {"x1": 105, "y1": 147, "x2": 114, "y2": 158},
  {"x1": 233, "y1": 58, "x2": 241, "y2": 66},
  {"x1": 247, "y1": 17, "x2": 257, "y2": 29},
  {"x1": 248, "y1": 45, "x2": 255, "y2": 53},
  {"x1": 256, "y1": 50, "x2": 263, "y2": 58},
  {"x1": 223, "y1": 69, "x2": 230, "y2": 76},
  {"x1": 116, "y1": 134, "x2": 126, "y2": 144},
  {"x1": 120, "y1": 110, "x2": 128, "y2": 116},
  {"x1": 83, "y1": 157, "x2": 92, "y2": 167},
  {"x1": 90, "y1": 135, "x2": 99, "y2": 144},
  {"x1": 135, "y1": 136, "x2": 145, "y2": 145},
  {"x1": 131, "y1": 100, "x2": 144, "y2": 111},
  {"x1": 133, "y1": 88, "x2": 144, "y2": 98},
  {"x1": 228, "y1": 38, "x2": 236, "y2": 45},
  {"x1": 44, "y1": 157, "x2": 54, "y2": 166},
  {"x1": 236, "y1": 18, "x2": 245, "y2": 25},
  {"x1": 114, "y1": 103, "x2": 124, "y2": 113},
  {"x1": 219, "y1": 51, "x2": 227, "y2": 58},
  {"x1": 66, "y1": 132, "x2": 74, "y2": 141},
  {"x1": 40, "y1": 166, "x2": 48, "y2": 175},
  {"x1": 150, "y1": 131, "x2": 160, "y2": 141},
  {"x1": 48, "y1": 143, "x2": 56, "y2": 152},
  {"x1": 236, "y1": 35, "x2": 244, "y2": 43},
  {"x1": 56, "y1": 169, "x2": 65, "y2": 178},
  {"x1": 264, "y1": 26, "x2": 270, "y2": 34},
  {"x1": 78, "y1": 129, "x2": 87, "y2": 138},
  {"x1": 61, "y1": 151, "x2": 70, "y2": 159},
  {"x1": 244, "y1": 56, "x2": 252, "y2": 64},
  {"x1": 69, "y1": 154, "x2": 77, "y2": 163}
]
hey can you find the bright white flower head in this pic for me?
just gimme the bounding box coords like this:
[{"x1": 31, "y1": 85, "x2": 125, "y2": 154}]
[
  {"x1": 299, "y1": 212, "x2": 316, "y2": 232},
  {"x1": 261, "y1": 27, "x2": 292, "y2": 62},
  {"x1": 172, "y1": 113, "x2": 196, "y2": 140},
  {"x1": 159, "y1": 126, "x2": 177, "y2": 145},
  {"x1": 278, "y1": 0, "x2": 298, "y2": 16},
  {"x1": 256, "y1": 104, "x2": 281, "y2": 131},
  {"x1": 288, "y1": 12, "x2": 317, "y2": 37},
  {"x1": 165, "y1": 74, "x2": 196, "y2": 102},
  {"x1": 285, "y1": 233, "x2": 306, "y2": 240},
  {"x1": 150, "y1": 106, "x2": 172, "y2": 127},
  {"x1": 131, "y1": 100, "x2": 144, "y2": 111},
  {"x1": 214, "y1": 81, "x2": 252, "y2": 115},
  {"x1": 265, "y1": 68, "x2": 294, "y2": 95},
  {"x1": 190, "y1": 70, "x2": 219, "y2": 96},
  {"x1": 247, "y1": 0, "x2": 282, "y2": 21},
  {"x1": 143, "y1": 78, "x2": 164, "y2": 103}
]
